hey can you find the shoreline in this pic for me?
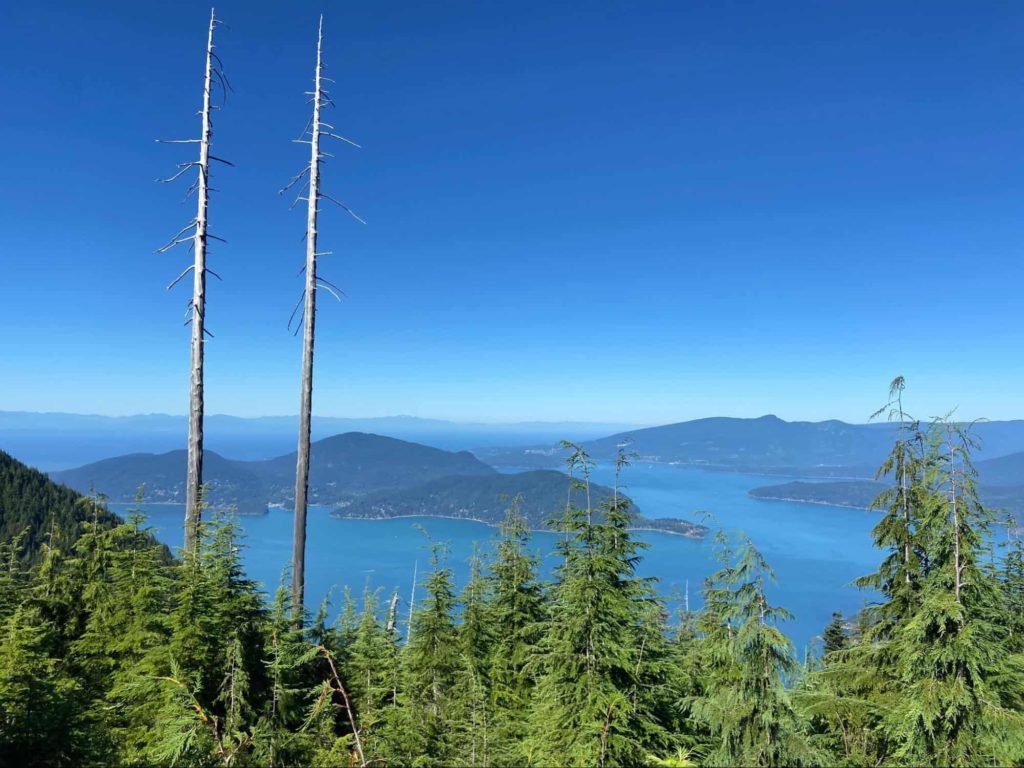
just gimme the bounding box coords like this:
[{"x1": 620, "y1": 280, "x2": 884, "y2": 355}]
[
  {"x1": 109, "y1": 500, "x2": 709, "y2": 539},
  {"x1": 105, "y1": 499, "x2": 269, "y2": 516},
  {"x1": 747, "y1": 493, "x2": 874, "y2": 512},
  {"x1": 330, "y1": 512, "x2": 708, "y2": 539},
  {"x1": 494, "y1": 457, "x2": 876, "y2": 482}
]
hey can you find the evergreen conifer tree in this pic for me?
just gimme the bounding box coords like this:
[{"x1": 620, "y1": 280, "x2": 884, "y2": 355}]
[
  {"x1": 687, "y1": 535, "x2": 815, "y2": 767},
  {"x1": 487, "y1": 498, "x2": 547, "y2": 765},
  {"x1": 394, "y1": 543, "x2": 461, "y2": 765},
  {"x1": 76, "y1": 509, "x2": 173, "y2": 761},
  {"x1": 528, "y1": 444, "x2": 671, "y2": 766},
  {"x1": 256, "y1": 581, "x2": 313, "y2": 766},
  {"x1": 878, "y1": 419, "x2": 1024, "y2": 765},
  {"x1": 142, "y1": 511, "x2": 267, "y2": 765},
  {"x1": 451, "y1": 548, "x2": 495, "y2": 767},
  {"x1": 0, "y1": 603, "x2": 92, "y2": 766},
  {"x1": 1003, "y1": 534, "x2": 1024, "y2": 654},
  {"x1": 344, "y1": 586, "x2": 401, "y2": 763},
  {"x1": 856, "y1": 377, "x2": 926, "y2": 636},
  {"x1": 0, "y1": 531, "x2": 30, "y2": 627},
  {"x1": 822, "y1": 611, "x2": 847, "y2": 657}
]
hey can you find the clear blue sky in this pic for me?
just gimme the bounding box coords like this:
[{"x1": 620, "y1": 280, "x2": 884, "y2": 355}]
[{"x1": 1, "y1": 1, "x2": 1021, "y2": 424}]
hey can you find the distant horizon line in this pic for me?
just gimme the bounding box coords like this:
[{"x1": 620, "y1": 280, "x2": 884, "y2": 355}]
[
  {"x1": 0, "y1": 409, "x2": 643, "y2": 428},
  {"x1": 7, "y1": 409, "x2": 1018, "y2": 428},
  {"x1": 0, "y1": 409, "x2": 648, "y2": 426}
]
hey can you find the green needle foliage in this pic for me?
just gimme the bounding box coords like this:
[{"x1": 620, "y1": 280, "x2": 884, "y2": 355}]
[
  {"x1": 1003, "y1": 534, "x2": 1024, "y2": 655},
  {"x1": 487, "y1": 497, "x2": 547, "y2": 765},
  {"x1": 855, "y1": 376, "x2": 926, "y2": 636},
  {"x1": 821, "y1": 611, "x2": 847, "y2": 657},
  {"x1": 876, "y1": 418, "x2": 1024, "y2": 766},
  {"x1": 798, "y1": 384, "x2": 1024, "y2": 767},
  {"x1": 343, "y1": 586, "x2": 401, "y2": 761},
  {"x1": 527, "y1": 443, "x2": 673, "y2": 767},
  {"x1": 0, "y1": 603, "x2": 90, "y2": 766},
  {"x1": 687, "y1": 534, "x2": 816, "y2": 767},
  {"x1": 394, "y1": 542, "x2": 462, "y2": 766}
]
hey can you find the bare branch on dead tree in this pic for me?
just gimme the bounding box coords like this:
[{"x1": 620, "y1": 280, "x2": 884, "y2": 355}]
[{"x1": 152, "y1": 8, "x2": 230, "y2": 552}]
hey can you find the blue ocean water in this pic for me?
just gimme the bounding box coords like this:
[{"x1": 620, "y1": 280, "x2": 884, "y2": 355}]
[{"x1": 110, "y1": 463, "x2": 881, "y2": 653}]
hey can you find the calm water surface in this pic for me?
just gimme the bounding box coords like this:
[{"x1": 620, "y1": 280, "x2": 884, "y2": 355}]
[{"x1": 111, "y1": 463, "x2": 881, "y2": 652}]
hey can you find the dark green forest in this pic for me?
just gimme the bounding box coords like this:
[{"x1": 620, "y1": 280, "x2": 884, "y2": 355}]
[
  {"x1": 0, "y1": 452, "x2": 125, "y2": 566},
  {"x1": 3, "y1": 384, "x2": 1024, "y2": 767}
]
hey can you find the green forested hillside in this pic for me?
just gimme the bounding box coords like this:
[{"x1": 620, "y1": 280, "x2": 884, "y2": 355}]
[
  {"x1": 338, "y1": 468, "x2": 708, "y2": 537},
  {"x1": 52, "y1": 433, "x2": 673, "y2": 531},
  {"x1": 50, "y1": 432, "x2": 497, "y2": 512},
  {"x1": 0, "y1": 450, "x2": 121, "y2": 564},
  {"x1": 250, "y1": 431, "x2": 496, "y2": 502},
  {"x1": 50, "y1": 449, "x2": 268, "y2": 513}
]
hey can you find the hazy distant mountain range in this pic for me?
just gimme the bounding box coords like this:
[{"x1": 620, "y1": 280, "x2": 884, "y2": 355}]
[
  {"x1": 0, "y1": 411, "x2": 642, "y2": 471},
  {"x1": 475, "y1": 414, "x2": 1024, "y2": 518},
  {"x1": 12, "y1": 412, "x2": 1024, "y2": 527},
  {"x1": 48, "y1": 433, "x2": 707, "y2": 538},
  {"x1": 477, "y1": 415, "x2": 1024, "y2": 476},
  {"x1": 16, "y1": 410, "x2": 1024, "y2": 476}
]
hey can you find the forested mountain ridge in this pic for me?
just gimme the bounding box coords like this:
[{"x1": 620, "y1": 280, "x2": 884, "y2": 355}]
[
  {"x1": 50, "y1": 449, "x2": 268, "y2": 513},
  {"x1": 47, "y1": 433, "x2": 709, "y2": 536},
  {"x1": 50, "y1": 432, "x2": 495, "y2": 513},
  {"x1": 245, "y1": 432, "x2": 494, "y2": 500}
]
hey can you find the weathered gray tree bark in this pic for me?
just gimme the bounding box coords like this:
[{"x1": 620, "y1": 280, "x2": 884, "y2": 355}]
[
  {"x1": 184, "y1": 9, "x2": 216, "y2": 553},
  {"x1": 386, "y1": 590, "x2": 400, "y2": 634},
  {"x1": 285, "y1": 16, "x2": 361, "y2": 619},
  {"x1": 292, "y1": 17, "x2": 325, "y2": 617},
  {"x1": 157, "y1": 9, "x2": 226, "y2": 554}
]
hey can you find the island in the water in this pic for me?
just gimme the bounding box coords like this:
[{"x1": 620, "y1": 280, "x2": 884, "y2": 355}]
[
  {"x1": 48, "y1": 433, "x2": 708, "y2": 539},
  {"x1": 748, "y1": 480, "x2": 884, "y2": 509},
  {"x1": 749, "y1": 469, "x2": 1024, "y2": 520}
]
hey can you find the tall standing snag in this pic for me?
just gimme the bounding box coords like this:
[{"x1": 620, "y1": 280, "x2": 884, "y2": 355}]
[
  {"x1": 156, "y1": 8, "x2": 231, "y2": 552},
  {"x1": 284, "y1": 16, "x2": 363, "y2": 618}
]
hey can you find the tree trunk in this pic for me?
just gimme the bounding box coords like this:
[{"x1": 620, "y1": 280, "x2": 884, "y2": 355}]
[
  {"x1": 184, "y1": 9, "x2": 215, "y2": 553},
  {"x1": 292, "y1": 17, "x2": 324, "y2": 618}
]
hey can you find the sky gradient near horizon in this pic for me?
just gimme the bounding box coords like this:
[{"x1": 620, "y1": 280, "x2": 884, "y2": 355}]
[{"x1": 1, "y1": 1, "x2": 1022, "y2": 424}]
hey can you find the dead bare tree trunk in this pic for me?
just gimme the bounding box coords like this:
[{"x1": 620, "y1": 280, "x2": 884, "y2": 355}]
[
  {"x1": 386, "y1": 590, "x2": 400, "y2": 634},
  {"x1": 185, "y1": 10, "x2": 215, "y2": 553},
  {"x1": 157, "y1": 8, "x2": 230, "y2": 554},
  {"x1": 285, "y1": 16, "x2": 362, "y2": 620},
  {"x1": 406, "y1": 559, "x2": 418, "y2": 640},
  {"x1": 291, "y1": 18, "x2": 323, "y2": 620}
]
